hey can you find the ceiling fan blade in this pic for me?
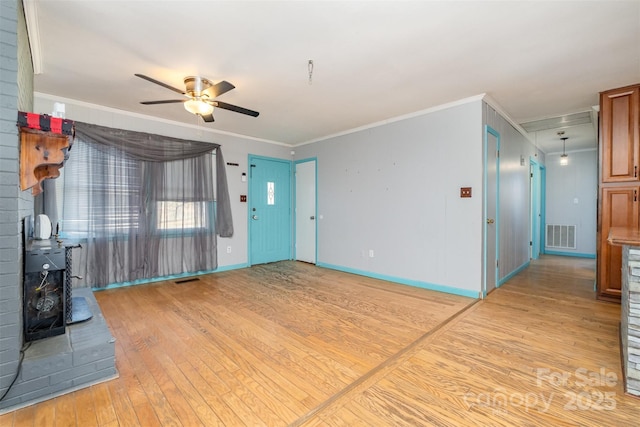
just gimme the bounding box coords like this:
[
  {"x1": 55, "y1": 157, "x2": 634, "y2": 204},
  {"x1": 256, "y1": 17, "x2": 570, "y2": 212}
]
[
  {"x1": 201, "y1": 113, "x2": 215, "y2": 123},
  {"x1": 203, "y1": 80, "x2": 235, "y2": 99},
  {"x1": 140, "y1": 99, "x2": 186, "y2": 105},
  {"x1": 213, "y1": 101, "x2": 259, "y2": 117},
  {"x1": 134, "y1": 74, "x2": 185, "y2": 95}
]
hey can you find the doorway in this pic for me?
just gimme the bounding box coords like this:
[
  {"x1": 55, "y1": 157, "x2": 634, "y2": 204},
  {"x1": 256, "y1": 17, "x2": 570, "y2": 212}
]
[
  {"x1": 530, "y1": 158, "x2": 546, "y2": 259},
  {"x1": 295, "y1": 159, "x2": 317, "y2": 264},
  {"x1": 483, "y1": 125, "x2": 500, "y2": 297},
  {"x1": 248, "y1": 155, "x2": 292, "y2": 265}
]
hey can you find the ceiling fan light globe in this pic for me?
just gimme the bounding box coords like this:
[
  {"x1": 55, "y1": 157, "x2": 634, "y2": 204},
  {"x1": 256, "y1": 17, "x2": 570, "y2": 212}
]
[{"x1": 184, "y1": 99, "x2": 213, "y2": 116}]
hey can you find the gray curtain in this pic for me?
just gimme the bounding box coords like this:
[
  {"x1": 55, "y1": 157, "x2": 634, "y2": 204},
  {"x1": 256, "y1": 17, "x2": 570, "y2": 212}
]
[{"x1": 63, "y1": 122, "x2": 233, "y2": 288}]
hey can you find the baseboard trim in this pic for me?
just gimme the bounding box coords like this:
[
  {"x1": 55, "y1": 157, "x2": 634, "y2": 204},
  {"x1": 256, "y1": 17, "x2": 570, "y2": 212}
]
[
  {"x1": 94, "y1": 263, "x2": 250, "y2": 291},
  {"x1": 316, "y1": 262, "x2": 480, "y2": 299},
  {"x1": 544, "y1": 250, "x2": 596, "y2": 259},
  {"x1": 498, "y1": 261, "x2": 530, "y2": 287}
]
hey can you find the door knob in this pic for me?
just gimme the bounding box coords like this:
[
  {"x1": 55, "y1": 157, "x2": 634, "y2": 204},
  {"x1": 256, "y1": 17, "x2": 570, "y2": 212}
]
[
  {"x1": 252, "y1": 215, "x2": 259, "y2": 220},
  {"x1": 310, "y1": 216, "x2": 315, "y2": 220},
  {"x1": 487, "y1": 218, "x2": 494, "y2": 224}
]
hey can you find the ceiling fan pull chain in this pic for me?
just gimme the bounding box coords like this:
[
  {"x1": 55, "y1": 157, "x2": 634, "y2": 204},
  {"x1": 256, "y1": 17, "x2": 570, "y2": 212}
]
[{"x1": 308, "y1": 60, "x2": 314, "y2": 85}]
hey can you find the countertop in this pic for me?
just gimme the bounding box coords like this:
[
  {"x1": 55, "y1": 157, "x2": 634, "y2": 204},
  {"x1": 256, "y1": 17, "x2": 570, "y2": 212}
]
[{"x1": 608, "y1": 226, "x2": 640, "y2": 246}]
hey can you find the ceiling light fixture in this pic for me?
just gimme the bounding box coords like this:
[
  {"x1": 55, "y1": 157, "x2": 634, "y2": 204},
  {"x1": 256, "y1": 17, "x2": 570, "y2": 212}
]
[
  {"x1": 560, "y1": 137, "x2": 569, "y2": 165},
  {"x1": 184, "y1": 99, "x2": 213, "y2": 116},
  {"x1": 557, "y1": 131, "x2": 569, "y2": 166}
]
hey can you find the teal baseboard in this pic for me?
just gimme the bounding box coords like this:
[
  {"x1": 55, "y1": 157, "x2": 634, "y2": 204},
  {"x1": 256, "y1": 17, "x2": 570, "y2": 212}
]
[
  {"x1": 544, "y1": 250, "x2": 596, "y2": 259},
  {"x1": 215, "y1": 263, "x2": 250, "y2": 272},
  {"x1": 498, "y1": 261, "x2": 530, "y2": 287},
  {"x1": 94, "y1": 262, "x2": 249, "y2": 291},
  {"x1": 316, "y1": 262, "x2": 479, "y2": 299}
]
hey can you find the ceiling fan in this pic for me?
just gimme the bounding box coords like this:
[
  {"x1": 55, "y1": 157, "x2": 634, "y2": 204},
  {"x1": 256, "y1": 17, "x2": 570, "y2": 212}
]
[{"x1": 134, "y1": 73, "x2": 259, "y2": 122}]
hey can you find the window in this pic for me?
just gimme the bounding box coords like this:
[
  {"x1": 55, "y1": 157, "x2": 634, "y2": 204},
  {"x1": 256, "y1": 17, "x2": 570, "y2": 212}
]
[
  {"x1": 60, "y1": 140, "x2": 142, "y2": 238},
  {"x1": 59, "y1": 140, "x2": 216, "y2": 238},
  {"x1": 51, "y1": 121, "x2": 231, "y2": 288},
  {"x1": 156, "y1": 201, "x2": 209, "y2": 230}
]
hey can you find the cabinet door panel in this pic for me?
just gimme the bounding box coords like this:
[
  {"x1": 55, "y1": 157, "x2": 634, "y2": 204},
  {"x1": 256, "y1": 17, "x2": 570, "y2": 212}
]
[
  {"x1": 599, "y1": 187, "x2": 639, "y2": 299},
  {"x1": 601, "y1": 86, "x2": 639, "y2": 182}
]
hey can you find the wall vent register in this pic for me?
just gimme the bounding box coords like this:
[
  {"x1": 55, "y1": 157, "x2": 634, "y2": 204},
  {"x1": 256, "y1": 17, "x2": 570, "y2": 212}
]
[{"x1": 546, "y1": 224, "x2": 577, "y2": 250}]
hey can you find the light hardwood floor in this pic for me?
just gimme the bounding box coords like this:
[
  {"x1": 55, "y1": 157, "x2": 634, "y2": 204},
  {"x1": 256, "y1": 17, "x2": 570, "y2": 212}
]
[{"x1": 2, "y1": 256, "x2": 639, "y2": 426}]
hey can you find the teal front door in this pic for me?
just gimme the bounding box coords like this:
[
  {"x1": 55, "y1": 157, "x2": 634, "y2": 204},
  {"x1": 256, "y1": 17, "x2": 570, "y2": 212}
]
[{"x1": 249, "y1": 156, "x2": 292, "y2": 265}]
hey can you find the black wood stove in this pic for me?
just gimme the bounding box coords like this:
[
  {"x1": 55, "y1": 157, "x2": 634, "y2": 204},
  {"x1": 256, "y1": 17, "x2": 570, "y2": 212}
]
[{"x1": 23, "y1": 243, "x2": 67, "y2": 341}]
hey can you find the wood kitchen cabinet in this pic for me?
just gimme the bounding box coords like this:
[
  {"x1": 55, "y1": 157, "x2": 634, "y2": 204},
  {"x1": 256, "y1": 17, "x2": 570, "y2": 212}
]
[
  {"x1": 598, "y1": 186, "x2": 639, "y2": 301},
  {"x1": 601, "y1": 85, "x2": 639, "y2": 182},
  {"x1": 598, "y1": 84, "x2": 640, "y2": 301}
]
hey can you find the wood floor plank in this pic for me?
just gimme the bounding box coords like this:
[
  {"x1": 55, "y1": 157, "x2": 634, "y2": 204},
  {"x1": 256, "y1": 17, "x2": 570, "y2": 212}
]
[
  {"x1": 90, "y1": 382, "x2": 117, "y2": 426},
  {"x1": 150, "y1": 303, "x2": 301, "y2": 424},
  {"x1": 153, "y1": 352, "x2": 224, "y2": 426},
  {"x1": 131, "y1": 335, "x2": 204, "y2": 427},
  {"x1": 73, "y1": 388, "x2": 98, "y2": 427},
  {"x1": 0, "y1": 412, "x2": 14, "y2": 427},
  {"x1": 11, "y1": 405, "x2": 33, "y2": 427},
  {"x1": 31, "y1": 397, "x2": 55, "y2": 427},
  {"x1": 52, "y1": 393, "x2": 75, "y2": 427},
  {"x1": 213, "y1": 364, "x2": 287, "y2": 426},
  {"x1": 130, "y1": 402, "x2": 162, "y2": 427},
  {"x1": 169, "y1": 299, "x2": 312, "y2": 407},
  {"x1": 107, "y1": 379, "x2": 141, "y2": 427},
  {"x1": 175, "y1": 360, "x2": 244, "y2": 426},
  {"x1": 110, "y1": 330, "x2": 182, "y2": 427},
  {"x1": 110, "y1": 341, "x2": 148, "y2": 408}
]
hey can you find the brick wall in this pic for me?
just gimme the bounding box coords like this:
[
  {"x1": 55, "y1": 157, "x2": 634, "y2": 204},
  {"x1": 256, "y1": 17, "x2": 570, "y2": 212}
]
[
  {"x1": 0, "y1": 0, "x2": 33, "y2": 400},
  {"x1": 622, "y1": 247, "x2": 640, "y2": 397},
  {"x1": 0, "y1": 3, "x2": 116, "y2": 411}
]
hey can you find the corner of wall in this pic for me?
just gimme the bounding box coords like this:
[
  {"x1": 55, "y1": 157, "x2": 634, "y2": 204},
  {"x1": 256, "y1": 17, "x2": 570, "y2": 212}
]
[{"x1": 1, "y1": 0, "x2": 35, "y2": 399}]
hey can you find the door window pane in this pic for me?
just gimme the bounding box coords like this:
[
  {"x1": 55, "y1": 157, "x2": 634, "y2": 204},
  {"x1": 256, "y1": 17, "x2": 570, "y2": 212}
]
[{"x1": 267, "y1": 182, "x2": 275, "y2": 205}]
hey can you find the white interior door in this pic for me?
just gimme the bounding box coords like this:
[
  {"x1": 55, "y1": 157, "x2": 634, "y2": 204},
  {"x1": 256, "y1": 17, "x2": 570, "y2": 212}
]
[{"x1": 295, "y1": 160, "x2": 316, "y2": 263}]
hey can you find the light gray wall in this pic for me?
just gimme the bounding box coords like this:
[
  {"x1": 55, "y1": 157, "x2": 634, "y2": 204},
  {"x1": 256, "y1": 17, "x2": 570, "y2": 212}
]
[
  {"x1": 33, "y1": 94, "x2": 291, "y2": 269},
  {"x1": 33, "y1": 95, "x2": 543, "y2": 298},
  {"x1": 483, "y1": 102, "x2": 544, "y2": 282},
  {"x1": 295, "y1": 100, "x2": 484, "y2": 296},
  {"x1": 545, "y1": 149, "x2": 597, "y2": 256}
]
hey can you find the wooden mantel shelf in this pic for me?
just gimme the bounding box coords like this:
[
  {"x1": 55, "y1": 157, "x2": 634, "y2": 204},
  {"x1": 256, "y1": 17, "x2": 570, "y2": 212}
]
[
  {"x1": 19, "y1": 127, "x2": 72, "y2": 195},
  {"x1": 18, "y1": 112, "x2": 74, "y2": 196},
  {"x1": 608, "y1": 227, "x2": 640, "y2": 247}
]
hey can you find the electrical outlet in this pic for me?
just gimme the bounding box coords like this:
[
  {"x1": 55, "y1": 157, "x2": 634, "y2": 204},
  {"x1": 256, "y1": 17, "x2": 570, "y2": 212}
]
[
  {"x1": 226, "y1": 246, "x2": 232, "y2": 254},
  {"x1": 369, "y1": 249, "x2": 374, "y2": 258},
  {"x1": 460, "y1": 187, "x2": 472, "y2": 198}
]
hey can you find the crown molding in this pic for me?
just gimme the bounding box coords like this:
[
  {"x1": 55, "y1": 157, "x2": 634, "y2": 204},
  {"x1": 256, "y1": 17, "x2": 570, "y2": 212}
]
[
  {"x1": 295, "y1": 94, "x2": 486, "y2": 147},
  {"x1": 23, "y1": 0, "x2": 42, "y2": 75},
  {"x1": 34, "y1": 92, "x2": 289, "y2": 146}
]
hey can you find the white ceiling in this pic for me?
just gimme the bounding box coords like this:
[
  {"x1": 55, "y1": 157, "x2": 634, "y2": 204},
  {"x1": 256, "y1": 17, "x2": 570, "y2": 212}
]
[{"x1": 28, "y1": 1, "x2": 640, "y2": 152}]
